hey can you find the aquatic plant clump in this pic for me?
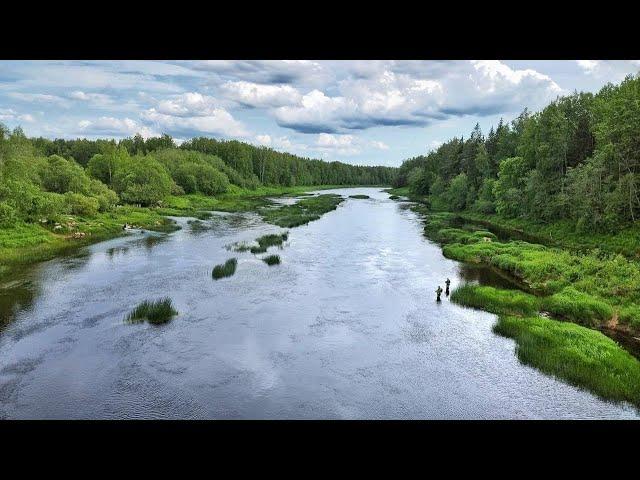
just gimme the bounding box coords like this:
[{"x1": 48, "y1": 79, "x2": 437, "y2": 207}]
[
  {"x1": 349, "y1": 194, "x2": 370, "y2": 199},
  {"x1": 260, "y1": 194, "x2": 344, "y2": 228},
  {"x1": 250, "y1": 232, "x2": 289, "y2": 254},
  {"x1": 212, "y1": 258, "x2": 238, "y2": 279},
  {"x1": 262, "y1": 254, "x2": 281, "y2": 266},
  {"x1": 125, "y1": 297, "x2": 178, "y2": 325}
]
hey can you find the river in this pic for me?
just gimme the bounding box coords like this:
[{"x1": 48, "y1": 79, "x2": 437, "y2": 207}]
[{"x1": 0, "y1": 187, "x2": 637, "y2": 419}]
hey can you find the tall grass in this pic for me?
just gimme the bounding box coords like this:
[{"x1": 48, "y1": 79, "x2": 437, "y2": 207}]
[
  {"x1": 125, "y1": 297, "x2": 178, "y2": 325},
  {"x1": 260, "y1": 194, "x2": 344, "y2": 228},
  {"x1": 262, "y1": 254, "x2": 281, "y2": 266},
  {"x1": 250, "y1": 232, "x2": 288, "y2": 253},
  {"x1": 212, "y1": 258, "x2": 237, "y2": 279},
  {"x1": 451, "y1": 284, "x2": 539, "y2": 316},
  {"x1": 494, "y1": 315, "x2": 640, "y2": 408}
]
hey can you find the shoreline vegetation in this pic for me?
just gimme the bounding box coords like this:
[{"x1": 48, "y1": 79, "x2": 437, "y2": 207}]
[
  {"x1": 0, "y1": 125, "x2": 393, "y2": 278},
  {"x1": 387, "y1": 74, "x2": 640, "y2": 408}
]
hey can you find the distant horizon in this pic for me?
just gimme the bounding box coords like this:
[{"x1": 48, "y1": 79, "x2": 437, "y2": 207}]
[{"x1": 1, "y1": 60, "x2": 638, "y2": 167}]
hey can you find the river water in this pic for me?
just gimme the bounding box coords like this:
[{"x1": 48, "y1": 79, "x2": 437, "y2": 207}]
[{"x1": 0, "y1": 187, "x2": 638, "y2": 419}]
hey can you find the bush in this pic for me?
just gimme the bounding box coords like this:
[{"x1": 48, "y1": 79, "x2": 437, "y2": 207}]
[
  {"x1": 113, "y1": 157, "x2": 173, "y2": 206},
  {"x1": 65, "y1": 192, "x2": 99, "y2": 216},
  {"x1": 0, "y1": 201, "x2": 18, "y2": 227}
]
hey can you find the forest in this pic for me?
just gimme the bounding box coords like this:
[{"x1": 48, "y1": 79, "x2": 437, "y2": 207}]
[
  {"x1": 0, "y1": 128, "x2": 395, "y2": 227},
  {"x1": 394, "y1": 74, "x2": 640, "y2": 233}
]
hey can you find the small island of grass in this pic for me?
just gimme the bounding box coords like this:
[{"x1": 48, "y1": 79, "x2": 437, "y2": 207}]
[
  {"x1": 212, "y1": 258, "x2": 238, "y2": 279},
  {"x1": 125, "y1": 297, "x2": 178, "y2": 325}
]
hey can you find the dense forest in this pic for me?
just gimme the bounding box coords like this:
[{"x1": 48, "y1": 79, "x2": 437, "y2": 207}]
[
  {"x1": 0, "y1": 127, "x2": 395, "y2": 227},
  {"x1": 395, "y1": 74, "x2": 640, "y2": 232}
]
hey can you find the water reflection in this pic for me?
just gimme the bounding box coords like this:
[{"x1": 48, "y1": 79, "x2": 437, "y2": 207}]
[
  {"x1": 0, "y1": 277, "x2": 37, "y2": 331},
  {"x1": 457, "y1": 263, "x2": 525, "y2": 291},
  {"x1": 0, "y1": 187, "x2": 638, "y2": 419}
]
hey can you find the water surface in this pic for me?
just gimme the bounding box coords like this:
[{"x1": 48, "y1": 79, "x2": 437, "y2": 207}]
[{"x1": 0, "y1": 187, "x2": 637, "y2": 419}]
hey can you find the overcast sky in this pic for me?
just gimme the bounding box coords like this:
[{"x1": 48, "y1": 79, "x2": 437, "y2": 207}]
[{"x1": 1, "y1": 60, "x2": 638, "y2": 167}]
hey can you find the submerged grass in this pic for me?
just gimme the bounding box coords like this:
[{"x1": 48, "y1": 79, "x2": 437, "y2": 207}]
[
  {"x1": 262, "y1": 254, "x2": 281, "y2": 266},
  {"x1": 260, "y1": 194, "x2": 344, "y2": 228},
  {"x1": 125, "y1": 297, "x2": 178, "y2": 325},
  {"x1": 212, "y1": 258, "x2": 237, "y2": 279},
  {"x1": 250, "y1": 232, "x2": 289, "y2": 253},
  {"x1": 349, "y1": 194, "x2": 370, "y2": 199},
  {"x1": 494, "y1": 315, "x2": 640, "y2": 408}
]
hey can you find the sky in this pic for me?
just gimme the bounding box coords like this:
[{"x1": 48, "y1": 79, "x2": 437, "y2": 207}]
[{"x1": 0, "y1": 60, "x2": 638, "y2": 167}]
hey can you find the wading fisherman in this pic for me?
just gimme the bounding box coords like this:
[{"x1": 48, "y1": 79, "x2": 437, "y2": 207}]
[
  {"x1": 436, "y1": 286, "x2": 443, "y2": 302},
  {"x1": 445, "y1": 278, "x2": 451, "y2": 296}
]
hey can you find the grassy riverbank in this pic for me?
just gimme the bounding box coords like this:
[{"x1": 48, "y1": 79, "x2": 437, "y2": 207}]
[
  {"x1": 0, "y1": 184, "x2": 354, "y2": 278},
  {"x1": 450, "y1": 283, "x2": 640, "y2": 408},
  {"x1": 409, "y1": 194, "x2": 640, "y2": 408}
]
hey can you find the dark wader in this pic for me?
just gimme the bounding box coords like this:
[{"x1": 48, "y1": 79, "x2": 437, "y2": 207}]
[
  {"x1": 436, "y1": 286, "x2": 443, "y2": 302},
  {"x1": 445, "y1": 279, "x2": 451, "y2": 296}
]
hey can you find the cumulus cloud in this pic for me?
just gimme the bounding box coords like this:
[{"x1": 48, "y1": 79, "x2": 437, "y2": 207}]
[
  {"x1": 576, "y1": 60, "x2": 640, "y2": 81},
  {"x1": 78, "y1": 117, "x2": 159, "y2": 138},
  {"x1": 138, "y1": 92, "x2": 248, "y2": 137},
  {"x1": 272, "y1": 61, "x2": 562, "y2": 134},
  {"x1": 0, "y1": 108, "x2": 35, "y2": 123},
  {"x1": 253, "y1": 134, "x2": 295, "y2": 151},
  {"x1": 221, "y1": 81, "x2": 302, "y2": 108},
  {"x1": 69, "y1": 90, "x2": 114, "y2": 106},
  {"x1": 313, "y1": 133, "x2": 363, "y2": 155}
]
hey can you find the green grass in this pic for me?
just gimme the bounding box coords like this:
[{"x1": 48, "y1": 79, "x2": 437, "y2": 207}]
[
  {"x1": 494, "y1": 314, "x2": 640, "y2": 408},
  {"x1": 262, "y1": 254, "x2": 281, "y2": 266},
  {"x1": 349, "y1": 194, "x2": 370, "y2": 199},
  {"x1": 451, "y1": 284, "x2": 539, "y2": 316},
  {"x1": 260, "y1": 194, "x2": 344, "y2": 228},
  {"x1": 0, "y1": 208, "x2": 178, "y2": 279},
  {"x1": 212, "y1": 258, "x2": 237, "y2": 279},
  {"x1": 458, "y1": 211, "x2": 640, "y2": 259},
  {"x1": 249, "y1": 232, "x2": 289, "y2": 254},
  {"x1": 125, "y1": 297, "x2": 178, "y2": 325},
  {"x1": 540, "y1": 287, "x2": 613, "y2": 326}
]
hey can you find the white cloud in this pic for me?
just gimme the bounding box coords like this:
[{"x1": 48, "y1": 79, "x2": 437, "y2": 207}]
[
  {"x1": 78, "y1": 117, "x2": 159, "y2": 138},
  {"x1": 139, "y1": 92, "x2": 248, "y2": 138},
  {"x1": 221, "y1": 81, "x2": 302, "y2": 108},
  {"x1": 142, "y1": 108, "x2": 247, "y2": 138},
  {"x1": 69, "y1": 90, "x2": 113, "y2": 106},
  {"x1": 371, "y1": 140, "x2": 389, "y2": 150},
  {"x1": 0, "y1": 108, "x2": 35, "y2": 123},
  {"x1": 272, "y1": 61, "x2": 562, "y2": 134},
  {"x1": 575, "y1": 60, "x2": 640, "y2": 81},
  {"x1": 7, "y1": 92, "x2": 69, "y2": 107}
]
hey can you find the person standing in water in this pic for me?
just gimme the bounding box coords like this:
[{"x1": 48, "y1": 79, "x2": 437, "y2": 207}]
[
  {"x1": 445, "y1": 278, "x2": 451, "y2": 296},
  {"x1": 436, "y1": 286, "x2": 443, "y2": 302}
]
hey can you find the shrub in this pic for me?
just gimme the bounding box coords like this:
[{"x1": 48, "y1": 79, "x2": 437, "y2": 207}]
[{"x1": 65, "y1": 192, "x2": 99, "y2": 216}]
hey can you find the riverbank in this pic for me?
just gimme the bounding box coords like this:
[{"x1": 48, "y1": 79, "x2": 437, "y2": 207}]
[
  {"x1": 406, "y1": 197, "x2": 640, "y2": 409},
  {"x1": 0, "y1": 184, "x2": 360, "y2": 279}
]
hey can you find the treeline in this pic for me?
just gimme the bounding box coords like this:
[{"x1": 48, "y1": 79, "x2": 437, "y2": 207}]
[
  {"x1": 395, "y1": 74, "x2": 640, "y2": 232},
  {"x1": 0, "y1": 127, "x2": 396, "y2": 227},
  {"x1": 30, "y1": 134, "x2": 395, "y2": 187}
]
